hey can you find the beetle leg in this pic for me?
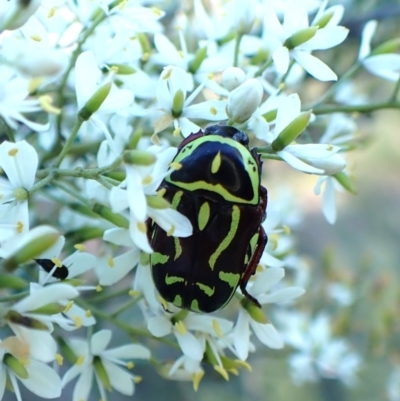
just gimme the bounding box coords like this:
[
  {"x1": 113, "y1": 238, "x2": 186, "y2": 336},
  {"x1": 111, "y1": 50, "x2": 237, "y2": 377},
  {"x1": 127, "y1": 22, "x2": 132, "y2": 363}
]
[
  {"x1": 240, "y1": 225, "x2": 268, "y2": 308},
  {"x1": 260, "y1": 185, "x2": 268, "y2": 219}
]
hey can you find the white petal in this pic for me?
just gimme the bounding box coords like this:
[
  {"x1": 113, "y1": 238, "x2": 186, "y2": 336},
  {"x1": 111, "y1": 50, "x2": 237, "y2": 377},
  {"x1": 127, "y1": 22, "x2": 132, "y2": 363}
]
[
  {"x1": 147, "y1": 315, "x2": 172, "y2": 337},
  {"x1": 21, "y1": 360, "x2": 61, "y2": 398},
  {"x1": 75, "y1": 51, "x2": 100, "y2": 107},
  {"x1": 103, "y1": 227, "x2": 133, "y2": 247},
  {"x1": 250, "y1": 267, "x2": 284, "y2": 296},
  {"x1": 359, "y1": 20, "x2": 377, "y2": 59},
  {"x1": 63, "y1": 303, "x2": 96, "y2": 328},
  {"x1": 9, "y1": 324, "x2": 56, "y2": 363},
  {"x1": 0, "y1": 140, "x2": 38, "y2": 188},
  {"x1": 363, "y1": 54, "x2": 400, "y2": 81},
  {"x1": 103, "y1": 344, "x2": 150, "y2": 360},
  {"x1": 257, "y1": 287, "x2": 305, "y2": 304},
  {"x1": 174, "y1": 331, "x2": 204, "y2": 361},
  {"x1": 0, "y1": 369, "x2": 5, "y2": 400},
  {"x1": 250, "y1": 322, "x2": 283, "y2": 349},
  {"x1": 299, "y1": 26, "x2": 349, "y2": 51},
  {"x1": 233, "y1": 310, "x2": 250, "y2": 360},
  {"x1": 109, "y1": 186, "x2": 129, "y2": 213},
  {"x1": 63, "y1": 252, "x2": 96, "y2": 278},
  {"x1": 148, "y1": 207, "x2": 193, "y2": 238},
  {"x1": 177, "y1": 117, "x2": 201, "y2": 138},
  {"x1": 273, "y1": 46, "x2": 290, "y2": 74},
  {"x1": 98, "y1": 249, "x2": 139, "y2": 286},
  {"x1": 72, "y1": 365, "x2": 93, "y2": 401},
  {"x1": 274, "y1": 93, "x2": 301, "y2": 137},
  {"x1": 294, "y1": 51, "x2": 337, "y2": 81},
  {"x1": 13, "y1": 283, "x2": 79, "y2": 312},
  {"x1": 91, "y1": 330, "x2": 112, "y2": 354},
  {"x1": 278, "y1": 150, "x2": 324, "y2": 174},
  {"x1": 61, "y1": 364, "x2": 84, "y2": 388},
  {"x1": 322, "y1": 177, "x2": 337, "y2": 224},
  {"x1": 185, "y1": 100, "x2": 228, "y2": 121},
  {"x1": 260, "y1": 251, "x2": 285, "y2": 267},
  {"x1": 126, "y1": 166, "x2": 147, "y2": 222},
  {"x1": 100, "y1": 86, "x2": 134, "y2": 113},
  {"x1": 129, "y1": 216, "x2": 153, "y2": 253},
  {"x1": 102, "y1": 360, "x2": 134, "y2": 395},
  {"x1": 184, "y1": 314, "x2": 233, "y2": 335}
]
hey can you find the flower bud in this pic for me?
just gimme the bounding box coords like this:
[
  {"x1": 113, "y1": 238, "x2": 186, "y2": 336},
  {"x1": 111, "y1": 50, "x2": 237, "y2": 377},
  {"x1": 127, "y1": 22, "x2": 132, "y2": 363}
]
[
  {"x1": 5, "y1": 310, "x2": 48, "y2": 330},
  {"x1": 109, "y1": 64, "x2": 136, "y2": 75},
  {"x1": 371, "y1": 38, "x2": 400, "y2": 56},
  {"x1": 3, "y1": 354, "x2": 28, "y2": 379},
  {"x1": 222, "y1": 67, "x2": 246, "y2": 91},
  {"x1": 30, "y1": 303, "x2": 66, "y2": 315},
  {"x1": 171, "y1": 89, "x2": 185, "y2": 117},
  {"x1": 272, "y1": 111, "x2": 311, "y2": 151},
  {"x1": 0, "y1": 0, "x2": 41, "y2": 31},
  {"x1": 13, "y1": 187, "x2": 29, "y2": 201},
  {"x1": 0, "y1": 275, "x2": 27, "y2": 290},
  {"x1": 123, "y1": 150, "x2": 156, "y2": 166},
  {"x1": 93, "y1": 356, "x2": 112, "y2": 391},
  {"x1": 226, "y1": 79, "x2": 263, "y2": 123},
  {"x1": 79, "y1": 82, "x2": 112, "y2": 120},
  {"x1": 189, "y1": 46, "x2": 208, "y2": 74},
  {"x1": 146, "y1": 195, "x2": 170, "y2": 209},
  {"x1": 334, "y1": 171, "x2": 357, "y2": 193},
  {"x1": 313, "y1": 10, "x2": 335, "y2": 29},
  {"x1": 240, "y1": 298, "x2": 268, "y2": 324},
  {"x1": 92, "y1": 203, "x2": 129, "y2": 229},
  {"x1": 284, "y1": 27, "x2": 318, "y2": 49},
  {"x1": 4, "y1": 226, "x2": 60, "y2": 272}
]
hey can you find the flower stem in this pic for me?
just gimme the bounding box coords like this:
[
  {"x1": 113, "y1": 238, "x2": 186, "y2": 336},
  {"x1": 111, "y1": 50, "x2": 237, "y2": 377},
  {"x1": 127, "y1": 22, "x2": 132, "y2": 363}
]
[
  {"x1": 233, "y1": 32, "x2": 243, "y2": 67},
  {"x1": 312, "y1": 101, "x2": 400, "y2": 115},
  {"x1": 390, "y1": 74, "x2": 400, "y2": 101}
]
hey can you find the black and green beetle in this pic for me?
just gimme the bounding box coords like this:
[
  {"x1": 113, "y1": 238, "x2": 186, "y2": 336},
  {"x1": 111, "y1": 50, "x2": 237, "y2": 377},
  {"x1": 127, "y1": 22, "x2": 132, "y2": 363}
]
[{"x1": 149, "y1": 124, "x2": 267, "y2": 313}]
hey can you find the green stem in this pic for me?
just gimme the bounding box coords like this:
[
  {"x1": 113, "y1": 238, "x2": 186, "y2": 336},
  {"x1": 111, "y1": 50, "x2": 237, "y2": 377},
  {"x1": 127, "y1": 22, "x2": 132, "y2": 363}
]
[
  {"x1": 312, "y1": 101, "x2": 400, "y2": 115},
  {"x1": 255, "y1": 58, "x2": 273, "y2": 77},
  {"x1": 278, "y1": 60, "x2": 295, "y2": 91},
  {"x1": 53, "y1": 181, "x2": 89, "y2": 205},
  {"x1": 390, "y1": 74, "x2": 400, "y2": 101},
  {"x1": 111, "y1": 296, "x2": 143, "y2": 318},
  {"x1": 89, "y1": 288, "x2": 131, "y2": 303},
  {"x1": 54, "y1": 116, "x2": 85, "y2": 168},
  {"x1": 0, "y1": 291, "x2": 29, "y2": 303},
  {"x1": 233, "y1": 32, "x2": 243, "y2": 67}
]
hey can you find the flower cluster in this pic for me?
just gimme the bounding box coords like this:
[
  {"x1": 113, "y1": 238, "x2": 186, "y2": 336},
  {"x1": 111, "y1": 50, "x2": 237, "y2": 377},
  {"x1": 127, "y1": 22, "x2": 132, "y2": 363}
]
[{"x1": 0, "y1": 0, "x2": 398, "y2": 400}]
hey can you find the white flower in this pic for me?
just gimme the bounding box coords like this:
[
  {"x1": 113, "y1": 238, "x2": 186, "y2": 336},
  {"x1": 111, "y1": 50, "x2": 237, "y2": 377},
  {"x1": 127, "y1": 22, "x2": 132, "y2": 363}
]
[
  {"x1": 280, "y1": 312, "x2": 362, "y2": 386},
  {"x1": 232, "y1": 267, "x2": 305, "y2": 360},
  {"x1": 0, "y1": 0, "x2": 41, "y2": 30},
  {"x1": 109, "y1": 146, "x2": 193, "y2": 253},
  {"x1": 62, "y1": 329, "x2": 150, "y2": 401},
  {"x1": 74, "y1": 51, "x2": 134, "y2": 153},
  {"x1": 359, "y1": 20, "x2": 400, "y2": 81},
  {"x1": 263, "y1": 0, "x2": 348, "y2": 81},
  {"x1": 314, "y1": 175, "x2": 343, "y2": 224},
  {"x1": 0, "y1": 337, "x2": 62, "y2": 401},
  {"x1": 152, "y1": 66, "x2": 227, "y2": 137},
  {"x1": 0, "y1": 66, "x2": 49, "y2": 131},
  {"x1": 0, "y1": 140, "x2": 38, "y2": 235}
]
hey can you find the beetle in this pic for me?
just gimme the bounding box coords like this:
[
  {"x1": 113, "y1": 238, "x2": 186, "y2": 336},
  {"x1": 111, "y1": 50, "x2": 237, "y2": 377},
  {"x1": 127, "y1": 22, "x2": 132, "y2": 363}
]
[{"x1": 149, "y1": 124, "x2": 268, "y2": 313}]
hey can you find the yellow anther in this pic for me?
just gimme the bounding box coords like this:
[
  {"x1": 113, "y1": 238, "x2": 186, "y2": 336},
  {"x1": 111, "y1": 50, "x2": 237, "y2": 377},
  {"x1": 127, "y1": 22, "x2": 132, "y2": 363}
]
[
  {"x1": 126, "y1": 362, "x2": 134, "y2": 369},
  {"x1": 214, "y1": 365, "x2": 229, "y2": 381},
  {"x1": 85, "y1": 310, "x2": 92, "y2": 318},
  {"x1": 158, "y1": 296, "x2": 169, "y2": 310},
  {"x1": 47, "y1": 7, "x2": 56, "y2": 18},
  {"x1": 55, "y1": 354, "x2": 63, "y2": 365},
  {"x1": 16, "y1": 221, "x2": 24, "y2": 233},
  {"x1": 30, "y1": 34, "x2": 42, "y2": 42},
  {"x1": 137, "y1": 222, "x2": 147, "y2": 233},
  {"x1": 129, "y1": 290, "x2": 140, "y2": 297},
  {"x1": 142, "y1": 175, "x2": 153, "y2": 185},
  {"x1": 151, "y1": 6, "x2": 163, "y2": 16},
  {"x1": 209, "y1": 106, "x2": 217, "y2": 116},
  {"x1": 234, "y1": 359, "x2": 252, "y2": 371},
  {"x1": 107, "y1": 255, "x2": 115, "y2": 267},
  {"x1": 174, "y1": 320, "x2": 187, "y2": 336},
  {"x1": 96, "y1": 285, "x2": 103, "y2": 292},
  {"x1": 141, "y1": 52, "x2": 150, "y2": 61},
  {"x1": 173, "y1": 127, "x2": 181, "y2": 137},
  {"x1": 207, "y1": 72, "x2": 214, "y2": 79},
  {"x1": 74, "y1": 244, "x2": 86, "y2": 251},
  {"x1": 8, "y1": 148, "x2": 18, "y2": 156},
  {"x1": 192, "y1": 371, "x2": 204, "y2": 392},
  {"x1": 212, "y1": 319, "x2": 223, "y2": 338},
  {"x1": 163, "y1": 68, "x2": 172, "y2": 80},
  {"x1": 133, "y1": 376, "x2": 142, "y2": 383},
  {"x1": 282, "y1": 225, "x2": 291, "y2": 235},
  {"x1": 39, "y1": 95, "x2": 61, "y2": 115},
  {"x1": 51, "y1": 257, "x2": 63, "y2": 268},
  {"x1": 109, "y1": 65, "x2": 118, "y2": 73},
  {"x1": 73, "y1": 316, "x2": 82, "y2": 328},
  {"x1": 64, "y1": 300, "x2": 74, "y2": 313},
  {"x1": 76, "y1": 355, "x2": 85, "y2": 366},
  {"x1": 167, "y1": 224, "x2": 176, "y2": 237}
]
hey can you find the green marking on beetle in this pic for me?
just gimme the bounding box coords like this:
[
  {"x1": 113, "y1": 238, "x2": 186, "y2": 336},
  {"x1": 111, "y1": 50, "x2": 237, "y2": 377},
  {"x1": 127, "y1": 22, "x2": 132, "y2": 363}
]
[
  {"x1": 167, "y1": 136, "x2": 260, "y2": 204},
  {"x1": 211, "y1": 151, "x2": 222, "y2": 174},
  {"x1": 249, "y1": 232, "x2": 259, "y2": 253},
  {"x1": 219, "y1": 271, "x2": 240, "y2": 288},
  {"x1": 165, "y1": 274, "x2": 184, "y2": 285},
  {"x1": 198, "y1": 201, "x2": 210, "y2": 231},
  {"x1": 151, "y1": 252, "x2": 169, "y2": 265},
  {"x1": 209, "y1": 205, "x2": 240, "y2": 270},
  {"x1": 190, "y1": 299, "x2": 200, "y2": 312},
  {"x1": 196, "y1": 282, "x2": 215, "y2": 296},
  {"x1": 174, "y1": 237, "x2": 182, "y2": 260},
  {"x1": 173, "y1": 294, "x2": 182, "y2": 306},
  {"x1": 171, "y1": 190, "x2": 183, "y2": 209}
]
